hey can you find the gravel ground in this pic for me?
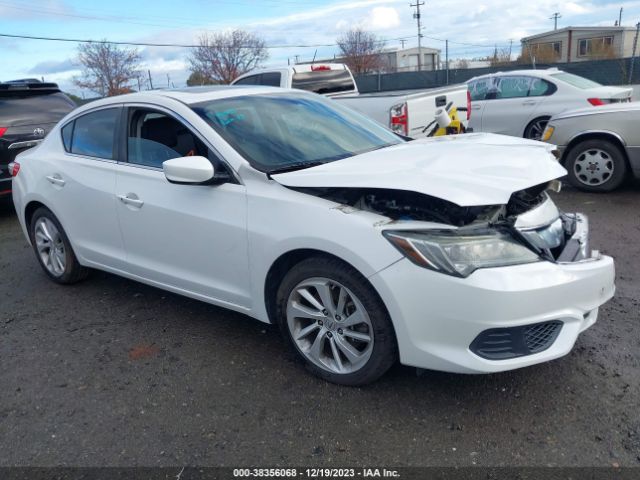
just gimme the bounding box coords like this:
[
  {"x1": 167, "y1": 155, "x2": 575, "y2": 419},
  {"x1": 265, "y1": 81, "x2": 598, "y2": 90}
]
[{"x1": 0, "y1": 184, "x2": 639, "y2": 468}]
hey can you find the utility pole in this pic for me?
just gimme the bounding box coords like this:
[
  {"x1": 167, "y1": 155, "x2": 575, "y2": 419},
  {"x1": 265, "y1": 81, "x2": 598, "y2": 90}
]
[
  {"x1": 550, "y1": 12, "x2": 561, "y2": 30},
  {"x1": 508, "y1": 39, "x2": 513, "y2": 59},
  {"x1": 400, "y1": 39, "x2": 407, "y2": 49},
  {"x1": 410, "y1": 1, "x2": 425, "y2": 71},
  {"x1": 147, "y1": 70, "x2": 153, "y2": 90},
  {"x1": 619, "y1": 7, "x2": 623, "y2": 26},
  {"x1": 445, "y1": 39, "x2": 449, "y2": 84},
  {"x1": 629, "y1": 22, "x2": 640, "y2": 84}
]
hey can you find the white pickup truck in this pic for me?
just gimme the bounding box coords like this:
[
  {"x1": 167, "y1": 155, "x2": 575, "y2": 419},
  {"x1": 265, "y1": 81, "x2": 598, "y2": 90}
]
[{"x1": 232, "y1": 63, "x2": 470, "y2": 139}]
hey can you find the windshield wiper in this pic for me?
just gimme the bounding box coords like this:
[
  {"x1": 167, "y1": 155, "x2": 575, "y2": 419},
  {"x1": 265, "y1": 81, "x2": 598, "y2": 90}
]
[{"x1": 267, "y1": 161, "x2": 326, "y2": 175}]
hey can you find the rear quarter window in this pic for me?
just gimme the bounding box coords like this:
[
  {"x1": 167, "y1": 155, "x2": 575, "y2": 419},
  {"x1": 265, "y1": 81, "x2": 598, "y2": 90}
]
[{"x1": 61, "y1": 122, "x2": 74, "y2": 152}]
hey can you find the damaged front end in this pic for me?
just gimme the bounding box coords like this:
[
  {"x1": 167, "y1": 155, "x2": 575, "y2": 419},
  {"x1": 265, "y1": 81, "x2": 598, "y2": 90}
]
[{"x1": 294, "y1": 181, "x2": 596, "y2": 277}]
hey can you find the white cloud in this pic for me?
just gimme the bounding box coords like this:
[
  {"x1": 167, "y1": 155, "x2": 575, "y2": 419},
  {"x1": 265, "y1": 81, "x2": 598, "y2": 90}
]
[{"x1": 366, "y1": 6, "x2": 401, "y2": 30}]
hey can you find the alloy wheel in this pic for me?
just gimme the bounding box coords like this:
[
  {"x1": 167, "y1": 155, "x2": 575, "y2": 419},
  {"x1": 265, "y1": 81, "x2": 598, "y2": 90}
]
[
  {"x1": 34, "y1": 217, "x2": 66, "y2": 276},
  {"x1": 574, "y1": 148, "x2": 614, "y2": 186},
  {"x1": 286, "y1": 277, "x2": 374, "y2": 374},
  {"x1": 526, "y1": 119, "x2": 548, "y2": 140}
]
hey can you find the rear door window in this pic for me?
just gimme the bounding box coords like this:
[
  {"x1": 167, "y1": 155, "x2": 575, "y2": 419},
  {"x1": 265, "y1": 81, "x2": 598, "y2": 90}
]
[
  {"x1": 495, "y1": 76, "x2": 532, "y2": 99},
  {"x1": 528, "y1": 78, "x2": 556, "y2": 97},
  {"x1": 469, "y1": 78, "x2": 493, "y2": 101},
  {"x1": 70, "y1": 108, "x2": 119, "y2": 159}
]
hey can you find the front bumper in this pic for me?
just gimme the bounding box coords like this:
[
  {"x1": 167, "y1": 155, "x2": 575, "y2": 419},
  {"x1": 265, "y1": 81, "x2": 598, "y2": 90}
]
[{"x1": 370, "y1": 216, "x2": 615, "y2": 374}]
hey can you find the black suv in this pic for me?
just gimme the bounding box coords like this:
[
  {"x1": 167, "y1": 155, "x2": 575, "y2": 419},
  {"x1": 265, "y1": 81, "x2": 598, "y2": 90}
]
[{"x1": 1, "y1": 80, "x2": 76, "y2": 202}]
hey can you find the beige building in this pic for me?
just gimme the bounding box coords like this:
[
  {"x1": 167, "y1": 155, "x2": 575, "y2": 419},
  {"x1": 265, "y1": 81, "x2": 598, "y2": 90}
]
[
  {"x1": 379, "y1": 46, "x2": 441, "y2": 72},
  {"x1": 299, "y1": 46, "x2": 441, "y2": 73},
  {"x1": 521, "y1": 26, "x2": 639, "y2": 63}
]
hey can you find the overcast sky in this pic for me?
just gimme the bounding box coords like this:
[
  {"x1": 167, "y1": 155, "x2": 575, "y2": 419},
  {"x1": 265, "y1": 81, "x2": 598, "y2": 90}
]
[{"x1": 1, "y1": 0, "x2": 639, "y2": 96}]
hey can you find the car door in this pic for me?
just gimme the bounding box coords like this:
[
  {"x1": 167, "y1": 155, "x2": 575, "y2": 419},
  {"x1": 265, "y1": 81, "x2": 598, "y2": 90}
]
[
  {"x1": 479, "y1": 76, "x2": 541, "y2": 137},
  {"x1": 467, "y1": 77, "x2": 494, "y2": 132},
  {"x1": 48, "y1": 106, "x2": 126, "y2": 269},
  {"x1": 113, "y1": 106, "x2": 251, "y2": 308}
]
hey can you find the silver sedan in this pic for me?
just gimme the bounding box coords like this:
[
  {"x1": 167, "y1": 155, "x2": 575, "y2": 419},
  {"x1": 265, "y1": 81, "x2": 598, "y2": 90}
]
[{"x1": 542, "y1": 102, "x2": 640, "y2": 192}]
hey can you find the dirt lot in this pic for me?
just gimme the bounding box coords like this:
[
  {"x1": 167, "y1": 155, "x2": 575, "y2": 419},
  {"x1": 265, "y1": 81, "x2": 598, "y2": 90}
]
[{"x1": 1, "y1": 185, "x2": 639, "y2": 468}]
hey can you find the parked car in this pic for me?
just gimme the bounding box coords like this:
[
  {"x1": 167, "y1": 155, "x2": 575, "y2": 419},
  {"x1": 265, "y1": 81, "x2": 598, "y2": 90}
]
[
  {"x1": 232, "y1": 63, "x2": 470, "y2": 139},
  {"x1": 0, "y1": 80, "x2": 76, "y2": 203},
  {"x1": 541, "y1": 102, "x2": 640, "y2": 192},
  {"x1": 10, "y1": 87, "x2": 614, "y2": 385},
  {"x1": 467, "y1": 68, "x2": 632, "y2": 140}
]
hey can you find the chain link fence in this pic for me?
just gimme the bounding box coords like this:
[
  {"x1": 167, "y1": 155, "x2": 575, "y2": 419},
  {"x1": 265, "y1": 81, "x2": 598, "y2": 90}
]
[{"x1": 354, "y1": 57, "x2": 640, "y2": 93}]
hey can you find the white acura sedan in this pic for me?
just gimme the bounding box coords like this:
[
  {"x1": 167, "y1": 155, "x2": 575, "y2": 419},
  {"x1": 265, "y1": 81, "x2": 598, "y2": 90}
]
[{"x1": 10, "y1": 87, "x2": 615, "y2": 385}]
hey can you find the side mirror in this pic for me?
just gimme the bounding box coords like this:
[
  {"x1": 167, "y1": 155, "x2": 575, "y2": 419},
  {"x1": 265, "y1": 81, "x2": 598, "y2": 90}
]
[{"x1": 163, "y1": 156, "x2": 214, "y2": 184}]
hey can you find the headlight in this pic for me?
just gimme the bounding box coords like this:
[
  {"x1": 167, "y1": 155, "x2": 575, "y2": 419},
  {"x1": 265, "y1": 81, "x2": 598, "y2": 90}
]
[
  {"x1": 383, "y1": 229, "x2": 540, "y2": 277},
  {"x1": 541, "y1": 125, "x2": 555, "y2": 142}
]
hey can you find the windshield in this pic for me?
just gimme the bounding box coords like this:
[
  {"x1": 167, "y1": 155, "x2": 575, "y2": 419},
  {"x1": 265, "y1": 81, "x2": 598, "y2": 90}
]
[
  {"x1": 550, "y1": 72, "x2": 602, "y2": 89},
  {"x1": 191, "y1": 92, "x2": 402, "y2": 172}
]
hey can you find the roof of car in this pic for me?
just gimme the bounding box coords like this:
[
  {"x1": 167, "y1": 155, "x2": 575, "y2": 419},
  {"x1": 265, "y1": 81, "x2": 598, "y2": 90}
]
[
  {"x1": 70, "y1": 85, "x2": 294, "y2": 113},
  {"x1": 468, "y1": 68, "x2": 563, "y2": 82}
]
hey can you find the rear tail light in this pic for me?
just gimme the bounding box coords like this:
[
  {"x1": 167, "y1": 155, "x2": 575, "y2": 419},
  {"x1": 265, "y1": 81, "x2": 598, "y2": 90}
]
[
  {"x1": 466, "y1": 90, "x2": 472, "y2": 121},
  {"x1": 0, "y1": 127, "x2": 7, "y2": 137},
  {"x1": 390, "y1": 102, "x2": 408, "y2": 136},
  {"x1": 8, "y1": 162, "x2": 20, "y2": 177},
  {"x1": 587, "y1": 98, "x2": 605, "y2": 106}
]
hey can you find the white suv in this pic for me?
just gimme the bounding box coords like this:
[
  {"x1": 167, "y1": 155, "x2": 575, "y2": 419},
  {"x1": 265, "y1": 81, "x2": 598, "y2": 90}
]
[{"x1": 467, "y1": 69, "x2": 632, "y2": 140}]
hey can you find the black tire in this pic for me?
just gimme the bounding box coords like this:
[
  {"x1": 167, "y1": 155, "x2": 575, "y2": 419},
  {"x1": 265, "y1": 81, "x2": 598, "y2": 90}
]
[
  {"x1": 29, "y1": 207, "x2": 88, "y2": 284},
  {"x1": 565, "y1": 139, "x2": 627, "y2": 192},
  {"x1": 275, "y1": 256, "x2": 397, "y2": 386},
  {"x1": 524, "y1": 116, "x2": 551, "y2": 140}
]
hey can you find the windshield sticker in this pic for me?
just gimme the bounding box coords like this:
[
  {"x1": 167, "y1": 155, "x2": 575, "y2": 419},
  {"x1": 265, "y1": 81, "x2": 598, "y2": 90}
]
[{"x1": 213, "y1": 109, "x2": 245, "y2": 126}]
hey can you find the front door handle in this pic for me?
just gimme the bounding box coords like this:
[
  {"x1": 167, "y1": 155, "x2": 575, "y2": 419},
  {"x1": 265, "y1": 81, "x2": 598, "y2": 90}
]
[
  {"x1": 117, "y1": 194, "x2": 144, "y2": 208},
  {"x1": 46, "y1": 174, "x2": 66, "y2": 187},
  {"x1": 522, "y1": 100, "x2": 537, "y2": 106}
]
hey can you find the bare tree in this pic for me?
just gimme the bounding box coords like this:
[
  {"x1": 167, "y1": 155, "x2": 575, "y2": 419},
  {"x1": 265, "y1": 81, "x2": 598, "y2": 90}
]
[
  {"x1": 188, "y1": 30, "x2": 268, "y2": 84},
  {"x1": 489, "y1": 47, "x2": 513, "y2": 67},
  {"x1": 187, "y1": 70, "x2": 217, "y2": 86},
  {"x1": 518, "y1": 44, "x2": 559, "y2": 65},
  {"x1": 74, "y1": 41, "x2": 141, "y2": 97},
  {"x1": 456, "y1": 58, "x2": 470, "y2": 69},
  {"x1": 337, "y1": 28, "x2": 386, "y2": 74}
]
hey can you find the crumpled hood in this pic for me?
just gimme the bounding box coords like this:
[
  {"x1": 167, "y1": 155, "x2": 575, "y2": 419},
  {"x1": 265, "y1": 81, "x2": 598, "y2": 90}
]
[{"x1": 272, "y1": 133, "x2": 566, "y2": 207}]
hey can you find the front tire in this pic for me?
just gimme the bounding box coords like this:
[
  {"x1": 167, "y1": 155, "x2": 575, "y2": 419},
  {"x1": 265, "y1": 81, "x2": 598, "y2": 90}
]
[
  {"x1": 276, "y1": 257, "x2": 397, "y2": 386},
  {"x1": 565, "y1": 139, "x2": 627, "y2": 192},
  {"x1": 29, "y1": 207, "x2": 88, "y2": 284}
]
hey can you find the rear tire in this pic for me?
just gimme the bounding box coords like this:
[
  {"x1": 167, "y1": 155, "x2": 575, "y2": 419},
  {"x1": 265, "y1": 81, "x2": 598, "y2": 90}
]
[
  {"x1": 565, "y1": 139, "x2": 627, "y2": 192},
  {"x1": 29, "y1": 207, "x2": 88, "y2": 284},
  {"x1": 524, "y1": 116, "x2": 551, "y2": 140},
  {"x1": 275, "y1": 256, "x2": 397, "y2": 386}
]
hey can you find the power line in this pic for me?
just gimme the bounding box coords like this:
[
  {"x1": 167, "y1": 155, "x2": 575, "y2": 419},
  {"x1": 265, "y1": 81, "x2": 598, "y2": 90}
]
[{"x1": 0, "y1": 32, "x2": 412, "y2": 50}]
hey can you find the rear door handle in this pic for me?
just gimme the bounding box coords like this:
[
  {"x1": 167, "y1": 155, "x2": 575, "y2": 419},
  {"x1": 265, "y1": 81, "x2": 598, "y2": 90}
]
[
  {"x1": 522, "y1": 100, "x2": 537, "y2": 106},
  {"x1": 117, "y1": 194, "x2": 144, "y2": 208},
  {"x1": 46, "y1": 174, "x2": 66, "y2": 187},
  {"x1": 471, "y1": 105, "x2": 482, "y2": 110}
]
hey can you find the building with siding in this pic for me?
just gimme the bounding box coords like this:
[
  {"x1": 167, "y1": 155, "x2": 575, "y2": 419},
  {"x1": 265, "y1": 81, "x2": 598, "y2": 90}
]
[{"x1": 521, "y1": 26, "x2": 638, "y2": 63}]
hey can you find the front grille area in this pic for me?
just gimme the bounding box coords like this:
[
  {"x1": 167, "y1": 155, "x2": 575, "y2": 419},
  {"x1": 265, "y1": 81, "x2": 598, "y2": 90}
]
[{"x1": 469, "y1": 321, "x2": 563, "y2": 360}]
